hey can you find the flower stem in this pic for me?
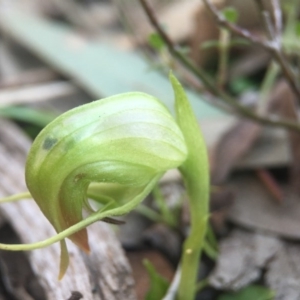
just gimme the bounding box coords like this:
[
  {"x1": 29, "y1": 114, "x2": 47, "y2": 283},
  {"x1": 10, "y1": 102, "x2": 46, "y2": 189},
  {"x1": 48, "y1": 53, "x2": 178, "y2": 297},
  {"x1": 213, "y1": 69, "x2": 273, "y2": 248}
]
[
  {"x1": 170, "y1": 73, "x2": 210, "y2": 300},
  {"x1": 178, "y1": 158, "x2": 209, "y2": 300},
  {"x1": 0, "y1": 175, "x2": 160, "y2": 251},
  {"x1": 0, "y1": 192, "x2": 31, "y2": 203}
]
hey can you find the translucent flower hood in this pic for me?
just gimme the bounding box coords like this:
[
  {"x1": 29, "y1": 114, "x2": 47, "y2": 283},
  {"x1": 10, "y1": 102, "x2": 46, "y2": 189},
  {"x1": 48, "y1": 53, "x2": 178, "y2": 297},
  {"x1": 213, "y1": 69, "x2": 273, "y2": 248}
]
[{"x1": 25, "y1": 91, "x2": 188, "y2": 278}]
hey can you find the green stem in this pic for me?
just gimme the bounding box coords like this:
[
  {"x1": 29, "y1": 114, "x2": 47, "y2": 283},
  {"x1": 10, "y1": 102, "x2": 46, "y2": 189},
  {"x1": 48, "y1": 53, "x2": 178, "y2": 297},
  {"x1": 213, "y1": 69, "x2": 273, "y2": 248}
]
[
  {"x1": 0, "y1": 175, "x2": 160, "y2": 251},
  {"x1": 0, "y1": 206, "x2": 130, "y2": 251},
  {"x1": 257, "y1": 61, "x2": 279, "y2": 115},
  {"x1": 178, "y1": 163, "x2": 209, "y2": 300},
  {"x1": 170, "y1": 74, "x2": 210, "y2": 300},
  {"x1": 135, "y1": 204, "x2": 162, "y2": 223},
  {"x1": 203, "y1": 239, "x2": 218, "y2": 261},
  {"x1": 217, "y1": 28, "x2": 230, "y2": 89},
  {"x1": 152, "y1": 185, "x2": 177, "y2": 227},
  {"x1": 284, "y1": 0, "x2": 300, "y2": 41},
  {"x1": 195, "y1": 278, "x2": 209, "y2": 293},
  {"x1": 206, "y1": 223, "x2": 218, "y2": 250},
  {"x1": 0, "y1": 192, "x2": 31, "y2": 203}
]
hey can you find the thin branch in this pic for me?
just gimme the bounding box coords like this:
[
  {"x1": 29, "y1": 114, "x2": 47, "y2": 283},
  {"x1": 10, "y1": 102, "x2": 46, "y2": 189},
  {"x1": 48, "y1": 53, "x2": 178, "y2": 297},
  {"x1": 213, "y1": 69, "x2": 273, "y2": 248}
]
[
  {"x1": 139, "y1": 0, "x2": 300, "y2": 133},
  {"x1": 203, "y1": 0, "x2": 300, "y2": 101},
  {"x1": 139, "y1": 0, "x2": 175, "y2": 50},
  {"x1": 254, "y1": 0, "x2": 276, "y2": 40},
  {"x1": 217, "y1": 28, "x2": 230, "y2": 89},
  {"x1": 203, "y1": 0, "x2": 272, "y2": 48},
  {"x1": 271, "y1": 0, "x2": 283, "y2": 36},
  {"x1": 263, "y1": 10, "x2": 276, "y2": 40}
]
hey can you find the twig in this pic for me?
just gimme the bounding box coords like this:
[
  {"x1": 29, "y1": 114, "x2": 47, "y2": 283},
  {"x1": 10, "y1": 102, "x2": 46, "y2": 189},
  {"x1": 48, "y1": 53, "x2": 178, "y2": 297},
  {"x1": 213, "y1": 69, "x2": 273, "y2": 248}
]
[
  {"x1": 203, "y1": 0, "x2": 300, "y2": 101},
  {"x1": 139, "y1": 0, "x2": 300, "y2": 133},
  {"x1": 257, "y1": 61, "x2": 280, "y2": 115},
  {"x1": 256, "y1": 168, "x2": 283, "y2": 204},
  {"x1": 139, "y1": 0, "x2": 175, "y2": 51},
  {"x1": 254, "y1": 0, "x2": 276, "y2": 40},
  {"x1": 271, "y1": 0, "x2": 282, "y2": 36},
  {"x1": 203, "y1": 0, "x2": 272, "y2": 48},
  {"x1": 217, "y1": 28, "x2": 230, "y2": 89}
]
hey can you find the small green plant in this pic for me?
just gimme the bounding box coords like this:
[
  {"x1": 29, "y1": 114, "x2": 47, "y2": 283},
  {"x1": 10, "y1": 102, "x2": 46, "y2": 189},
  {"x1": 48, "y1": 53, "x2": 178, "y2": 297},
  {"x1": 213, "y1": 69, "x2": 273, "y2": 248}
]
[{"x1": 0, "y1": 74, "x2": 209, "y2": 300}]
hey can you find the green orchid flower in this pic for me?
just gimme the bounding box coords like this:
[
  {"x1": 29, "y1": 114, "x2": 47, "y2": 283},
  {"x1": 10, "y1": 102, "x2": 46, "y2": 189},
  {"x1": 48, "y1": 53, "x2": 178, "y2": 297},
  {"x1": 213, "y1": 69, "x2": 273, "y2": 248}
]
[
  {"x1": 0, "y1": 74, "x2": 209, "y2": 300},
  {"x1": 25, "y1": 87, "x2": 188, "y2": 278}
]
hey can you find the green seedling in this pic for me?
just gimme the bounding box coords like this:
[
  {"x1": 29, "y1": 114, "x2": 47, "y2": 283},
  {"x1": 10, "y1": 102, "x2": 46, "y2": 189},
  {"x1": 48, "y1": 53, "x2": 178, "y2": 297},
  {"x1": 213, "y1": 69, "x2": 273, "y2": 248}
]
[
  {"x1": 0, "y1": 74, "x2": 209, "y2": 300},
  {"x1": 144, "y1": 259, "x2": 170, "y2": 300}
]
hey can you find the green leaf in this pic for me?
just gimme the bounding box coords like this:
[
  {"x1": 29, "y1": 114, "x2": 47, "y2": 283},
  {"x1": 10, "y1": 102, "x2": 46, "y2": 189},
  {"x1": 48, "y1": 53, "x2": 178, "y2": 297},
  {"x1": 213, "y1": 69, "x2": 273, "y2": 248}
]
[
  {"x1": 0, "y1": 106, "x2": 57, "y2": 127},
  {"x1": 230, "y1": 77, "x2": 255, "y2": 94},
  {"x1": 0, "y1": 11, "x2": 224, "y2": 120},
  {"x1": 203, "y1": 239, "x2": 218, "y2": 260},
  {"x1": 222, "y1": 7, "x2": 239, "y2": 23},
  {"x1": 218, "y1": 285, "x2": 275, "y2": 300},
  {"x1": 201, "y1": 40, "x2": 220, "y2": 49},
  {"x1": 152, "y1": 185, "x2": 177, "y2": 228},
  {"x1": 295, "y1": 21, "x2": 300, "y2": 37},
  {"x1": 148, "y1": 32, "x2": 166, "y2": 51},
  {"x1": 144, "y1": 260, "x2": 169, "y2": 300},
  {"x1": 176, "y1": 45, "x2": 190, "y2": 55}
]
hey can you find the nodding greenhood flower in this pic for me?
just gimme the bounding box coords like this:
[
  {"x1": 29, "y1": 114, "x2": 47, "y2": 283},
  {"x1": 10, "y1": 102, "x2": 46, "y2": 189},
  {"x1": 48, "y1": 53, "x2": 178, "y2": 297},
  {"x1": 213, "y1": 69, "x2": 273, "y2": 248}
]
[
  {"x1": 4, "y1": 74, "x2": 208, "y2": 300},
  {"x1": 25, "y1": 90, "x2": 188, "y2": 278}
]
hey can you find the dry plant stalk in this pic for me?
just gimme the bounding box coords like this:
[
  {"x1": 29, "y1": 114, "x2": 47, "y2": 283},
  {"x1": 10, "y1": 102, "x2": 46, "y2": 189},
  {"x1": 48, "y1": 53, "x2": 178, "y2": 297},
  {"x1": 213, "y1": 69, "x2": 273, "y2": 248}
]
[{"x1": 139, "y1": 0, "x2": 300, "y2": 133}]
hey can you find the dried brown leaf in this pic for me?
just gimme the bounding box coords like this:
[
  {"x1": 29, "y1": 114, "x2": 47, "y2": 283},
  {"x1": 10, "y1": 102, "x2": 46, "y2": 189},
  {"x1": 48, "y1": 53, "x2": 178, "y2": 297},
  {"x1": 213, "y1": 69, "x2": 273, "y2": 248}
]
[
  {"x1": 210, "y1": 81, "x2": 297, "y2": 185},
  {"x1": 236, "y1": 125, "x2": 290, "y2": 169},
  {"x1": 210, "y1": 120, "x2": 261, "y2": 184},
  {"x1": 210, "y1": 187, "x2": 234, "y2": 233},
  {"x1": 256, "y1": 168, "x2": 283, "y2": 204},
  {"x1": 228, "y1": 173, "x2": 300, "y2": 239},
  {"x1": 271, "y1": 81, "x2": 300, "y2": 196}
]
